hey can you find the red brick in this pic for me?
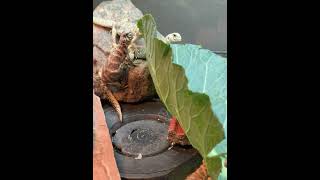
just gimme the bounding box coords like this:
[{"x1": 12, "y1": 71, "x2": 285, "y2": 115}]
[{"x1": 93, "y1": 94, "x2": 120, "y2": 180}]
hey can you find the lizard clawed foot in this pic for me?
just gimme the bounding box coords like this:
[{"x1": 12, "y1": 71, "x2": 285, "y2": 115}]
[
  {"x1": 131, "y1": 26, "x2": 142, "y2": 44},
  {"x1": 128, "y1": 51, "x2": 135, "y2": 61},
  {"x1": 128, "y1": 42, "x2": 137, "y2": 61}
]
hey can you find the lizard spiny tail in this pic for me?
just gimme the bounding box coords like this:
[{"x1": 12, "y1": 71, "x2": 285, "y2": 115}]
[
  {"x1": 98, "y1": 32, "x2": 133, "y2": 122},
  {"x1": 94, "y1": 75, "x2": 122, "y2": 122}
]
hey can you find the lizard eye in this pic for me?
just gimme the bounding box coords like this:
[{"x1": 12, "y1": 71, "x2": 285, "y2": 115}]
[{"x1": 126, "y1": 32, "x2": 133, "y2": 40}]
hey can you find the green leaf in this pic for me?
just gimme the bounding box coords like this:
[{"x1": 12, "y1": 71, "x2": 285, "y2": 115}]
[
  {"x1": 208, "y1": 139, "x2": 227, "y2": 158},
  {"x1": 137, "y1": 14, "x2": 227, "y2": 179},
  {"x1": 218, "y1": 156, "x2": 227, "y2": 180}
]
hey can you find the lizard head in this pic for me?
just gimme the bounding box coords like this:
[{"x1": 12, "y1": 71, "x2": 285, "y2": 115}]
[
  {"x1": 119, "y1": 32, "x2": 134, "y2": 44},
  {"x1": 166, "y1": 33, "x2": 182, "y2": 43},
  {"x1": 126, "y1": 32, "x2": 134, "y2": 42}
]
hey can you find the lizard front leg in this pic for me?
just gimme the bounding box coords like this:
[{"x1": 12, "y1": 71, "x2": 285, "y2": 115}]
[
  {"x1": 128, "y1": 27, "x2": 143, "y2": 61},
  {"x1": 111, "y1": 23, "x2": 118, "y2": 48},
  {"x1": 131, "y1": 26, "x2": 142, "y2": 44},
  {"x1": 99, "y1": 33, "x2": 133, "y2": 122},
  {"x1": 128, "y1": 44, "x2": 136, "y2": 61}
]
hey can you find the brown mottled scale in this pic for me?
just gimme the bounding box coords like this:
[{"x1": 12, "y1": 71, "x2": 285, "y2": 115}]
[
  {"x1": 93, "y1": 1, "x2": 157, "y2": 124},
  {"x1": 94, "y1": 33, "x2": 133, "y2": 122},
  {"x1": 112, "y1": 61, "x2": 156, "y2": 103},
  {"x1": 101, "y1": 33, "x2": 131, "y2": 85},
  {"x1": 186, "y1": 161, "x2": 212, "y2": 180},
  {"x1": 93, "y1": 75, "x2": 122, "y2": 122},
  {"x1": 93, "y1": 0, "x2": 156, "y2": 103}
]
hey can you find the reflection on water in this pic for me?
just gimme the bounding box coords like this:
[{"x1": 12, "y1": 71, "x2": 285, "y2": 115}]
[{"x1": 93, "y1": 0, "x2": 227, "y2": 55}]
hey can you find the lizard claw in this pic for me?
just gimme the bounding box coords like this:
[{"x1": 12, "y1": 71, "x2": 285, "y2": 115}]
[{"x1": 129, "y1": 51, "x2": 135, "y2": 61}]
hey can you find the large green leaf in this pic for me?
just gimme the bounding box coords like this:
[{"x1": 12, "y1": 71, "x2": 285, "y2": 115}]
[
  {"x1": 137, "y1": 14, "x2": 227, "y2": 179},
  {"x1": 218, "y1": 156, "x2": 227, "y2": 180}
]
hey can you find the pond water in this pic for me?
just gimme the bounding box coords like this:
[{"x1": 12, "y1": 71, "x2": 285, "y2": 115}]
[{"x1": 93, "y1": 0, "x2": 227, "y2": 55}]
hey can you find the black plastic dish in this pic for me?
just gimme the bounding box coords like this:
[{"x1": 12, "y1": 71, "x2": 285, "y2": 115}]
[{"x1": 103, "y1": 100, "x2": 202, "y2": 179}]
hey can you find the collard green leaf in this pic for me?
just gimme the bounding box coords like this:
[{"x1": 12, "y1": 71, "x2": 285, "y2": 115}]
[
  {"x1": 218, "y1": 156, "x2": 227, "y2": 180},
  {"x1": 137, "y1": 14, "x2": 227, "y2": 179}
]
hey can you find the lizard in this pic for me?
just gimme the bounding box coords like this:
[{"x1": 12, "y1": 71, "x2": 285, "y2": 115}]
[
  {"x1": 94, "y1": 32, "x2": 134, "y2": 122},
  {"x1": 93, "y1": 16, "x2": 182, "y2": 62}
]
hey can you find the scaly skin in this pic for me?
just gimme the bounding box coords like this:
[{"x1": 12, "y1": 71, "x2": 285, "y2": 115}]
[
  {"x1": 93, "y1": 20, "x2": 181, "y2": 121},
  {"x1": 186, "y1": 161, "x2": 211, "y2": 180},
  {"x1": 93, "y1": 17, "x2": 182, "y2": 61},
  {"x1": 95, "y1": 32, "x2": 133, "y2": 122},
  {"x1": 93, "y1": 75, "x2": 123, "y2": 122},
  {"x1": 128, "y1": 31, "x2": 182, "y2": 60},
  {"x1": 101, "y1": 32, "x2": 133, "y2": 84}
]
